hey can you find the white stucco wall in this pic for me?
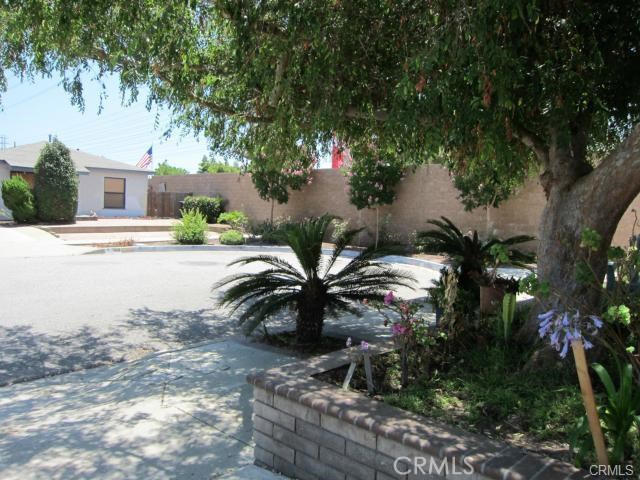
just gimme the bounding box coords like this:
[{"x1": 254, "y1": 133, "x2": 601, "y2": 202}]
[
  {"x1": 77, "y1": 169, "x2": 148, "y2": 217},
  {"x1": 0, "y1": 162, "x2": 11, "y2": 220}
]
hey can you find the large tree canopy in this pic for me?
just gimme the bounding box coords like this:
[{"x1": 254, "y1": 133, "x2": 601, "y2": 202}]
[{"x1": 2, "y1": 0, "x2": 640, "y2": 309}]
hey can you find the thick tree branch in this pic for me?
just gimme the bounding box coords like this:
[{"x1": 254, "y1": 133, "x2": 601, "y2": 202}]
[
  {"x1": 512, "y1": 125, "x2": 549, "y2": 166},
  {"x1": 268, "y1": 52, "x2": 290, "y2": 108},
  {"x1": 587, "y1": 123, "x2": 640, "y2": 210}
]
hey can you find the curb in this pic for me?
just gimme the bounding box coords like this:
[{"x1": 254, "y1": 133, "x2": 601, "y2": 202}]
[{"x1": 84, "y1": 244, "x2": 446, "y2": 271}]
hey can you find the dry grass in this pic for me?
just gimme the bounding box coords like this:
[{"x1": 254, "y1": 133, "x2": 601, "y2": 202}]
[{"x1": 91, "y1": 238, "x2": 136, "y2": 248}]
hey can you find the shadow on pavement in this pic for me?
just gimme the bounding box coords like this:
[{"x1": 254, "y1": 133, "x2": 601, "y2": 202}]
[{"x1": 0, "y1": 325, "x2": 134, "y2": 386}]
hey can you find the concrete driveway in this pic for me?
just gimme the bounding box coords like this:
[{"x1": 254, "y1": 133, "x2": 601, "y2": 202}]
[
  {"x1": 0, "y1": 340, "x2": 292, "y2": 479},
  {"x1": 0, "y1": 225, "x2": 92, "y2": 258},
  {"x1": 0, "y1": 249, "x2": 437, "y2": 386}
]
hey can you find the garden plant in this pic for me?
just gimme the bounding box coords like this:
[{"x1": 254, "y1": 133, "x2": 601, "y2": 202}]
[
  {"x1": 172, "y1": 209, "x2": 208, "y2": 245},
  {"x1": 219, "y1": 229, "x2": 245, "y2": 246},
  {"x1": 217, "y1": 211, "x2": 249, "y2": 231},
  {"x1": 33, "y1": 140, "x2": 78, "y2": 223},
  {"x1": 215, "y1": 215, "x2": 414, "y2": 344},
  {"x1": 1, "y1": 175, "x2": 37, "y2": 223},
  {"x1": 181, "y1": 195, "x2": 225, "y2": 224}
]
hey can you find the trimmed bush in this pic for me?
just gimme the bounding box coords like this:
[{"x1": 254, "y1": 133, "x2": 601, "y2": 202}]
[
  {"x1": 217, "y1": 211, "x2": 249, "y2": 231},
  {"x1": 34, "y1": 140, "x2": 78, "y2": 222},
  {"x1": 173, "y1": 209, "x2": 208, "y2": 245},
  {"x1": 219, "y1": 229, "x2": 245, "y2": 245},
  {"x1": 250, "y1": 217, "x2": 297, "y2": 245},
  {"x1": 182, "y1": 195, "x2": 225, "y2": 223},
  {"x1": 1, "y1": 176, "x2": 37, "y2": 223}
]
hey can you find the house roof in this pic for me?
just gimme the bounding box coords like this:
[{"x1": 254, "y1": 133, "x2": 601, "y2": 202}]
[{"x1": 0, "y1": 142, "x2": 149, "y2": 174}]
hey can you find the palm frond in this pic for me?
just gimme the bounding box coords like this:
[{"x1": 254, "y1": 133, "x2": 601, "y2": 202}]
[
  {"x1": 237, "y1": 291, "x2": 300, "y2": 334},
  {"x1": 323, "y1": 226, "x2": 364, "y2": 276},
  {"x1": 226, "y1": 255, "x2": 305, "y2": 280},
  {"x1": 283, "y1": 215, "x2": 334, "y2": 279}
]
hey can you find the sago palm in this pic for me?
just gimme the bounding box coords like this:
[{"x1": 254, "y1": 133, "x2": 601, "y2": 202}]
[
  {"x1": 416, "y1": 216, "x2": 534, "y2": 286},
  {"x1": 215, "y1": 215, "x2": 415, "y2": 345}
]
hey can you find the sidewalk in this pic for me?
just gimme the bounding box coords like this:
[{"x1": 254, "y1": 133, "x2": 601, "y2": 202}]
[
  {"x1": 0, "y1": 340, "x2": 292, "y2": 479},
  {"x1": 57, "y1": 230, "x2": 220, "y2": 246},
  {"x1": 0, "y1": 225, "x2": 92, "y2": 258}
]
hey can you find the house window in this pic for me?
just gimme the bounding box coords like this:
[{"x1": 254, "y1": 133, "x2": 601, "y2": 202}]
[
  {"x1": 104, "y1": 177, "x2": 126, "y2": 209},
  {"x1": 10, "y1": 171, "x2": 35, "y2": 188}
]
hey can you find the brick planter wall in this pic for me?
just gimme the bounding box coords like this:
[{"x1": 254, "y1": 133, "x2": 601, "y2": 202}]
[{"x1": 247, "y1": 345, "x2": 588, "y2": 480}]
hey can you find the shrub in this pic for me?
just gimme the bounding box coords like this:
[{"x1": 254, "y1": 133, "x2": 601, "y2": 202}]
[
  {"x1": 34, "y1": 140, "x2": 78, "y2": 222},
  {"x1": 215, "y1": 215, "x2": 415, "y2": 344},
  {"x1": 172, "y1": 209, "x2": 208, "y2": 244},
  {"x1": 415, "y1": 216, "x2": 534, "y2": 290},
  {"x1": 250, "y1": 217, "x2": 297, "y2": 245},
  {"x1": 182, "y1": 195, "x2": 225, "y2": 223},
  {"x1": 217, "y1": 211, "x2": 249, "y2": 231},
  {"x1": 1, "y1": 176, "x2": 37, "y2": 223},
  {"x1": 330, "y1": 218, "x2": 350, "y2": 243},
  {"x1": 219, "y1": 229, "x2": 245, "y2": 245}
]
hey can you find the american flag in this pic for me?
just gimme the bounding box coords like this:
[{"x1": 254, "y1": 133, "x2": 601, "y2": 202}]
[{"x1": 136, "y1": 146, "x2": 153, "y2": 169}]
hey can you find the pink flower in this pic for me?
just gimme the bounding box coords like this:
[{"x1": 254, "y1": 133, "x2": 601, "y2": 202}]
[
  {"x1": 391, "y1": 323, "x2": 410, "y2": 336},
  {"x1": 360, "y1": 341, "x2": 369, "y2": 351},
  {"x1": 400, "y1": 303, "x2": 410, "y2": 315},
  {"x1": 384, "y1": 291, "x2": 394, "y2": 305},
  {"x1": 362, "y1": 298, "x2": 369, "y2": 305}
]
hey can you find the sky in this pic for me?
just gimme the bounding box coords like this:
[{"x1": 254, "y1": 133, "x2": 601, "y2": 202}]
[
  {"x1": 0, "y1": 72, "x2": 332, "y2": 172},
  {"x1": 0, "y1": 72, "x2": 218, "y2": 173}
]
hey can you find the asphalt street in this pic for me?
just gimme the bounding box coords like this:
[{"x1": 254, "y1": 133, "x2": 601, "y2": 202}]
[{"x1": 0, "y1": 250, "x2": 435, "y2": 385}]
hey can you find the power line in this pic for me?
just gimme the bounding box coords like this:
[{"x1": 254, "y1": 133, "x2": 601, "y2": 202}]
[{"x1": 1, "y1": 84, "x2": 60, "y2": 110}]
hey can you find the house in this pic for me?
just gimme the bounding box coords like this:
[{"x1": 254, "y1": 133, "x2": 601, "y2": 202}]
[{"x1": 0, "y1": 142, "x2": 149, "y2": 219}]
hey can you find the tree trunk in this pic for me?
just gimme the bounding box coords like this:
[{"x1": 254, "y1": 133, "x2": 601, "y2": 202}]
[
  {"x1": 270, "y1": 198, "x2": 275, "y2": 224},
  {"x1": 296, "y1": 304, "x2": 325, "y2": 344},
  {"x1": 536, "y1": 124, "x2": 640, "y2": 317},
  {"x1": 537, "y1": 186, "x2": 612, "y2": 312},
  {"x1": 296, "y1": 280, "x2": 326, "y2": 345}
]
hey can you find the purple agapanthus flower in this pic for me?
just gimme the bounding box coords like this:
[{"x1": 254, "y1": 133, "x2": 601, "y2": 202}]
[{"x1": 537, "y1": 308, "x2": 602, "y2": 358}]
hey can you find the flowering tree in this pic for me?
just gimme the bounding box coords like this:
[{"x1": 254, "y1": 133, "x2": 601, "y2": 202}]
[{"x1": 344, "y1": 142, "x2": 404, "y2": 247}]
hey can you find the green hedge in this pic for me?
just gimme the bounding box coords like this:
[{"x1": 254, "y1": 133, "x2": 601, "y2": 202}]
[
  {"x1": 1, "y1": 176, "x2": 37, "y2": 223},
  {"x1": 34, "y1": 140, "x2": 78, "y2": 222},
  {"x1": 182, "y1": 195, "x2": 225, "y2": 223},
  {"x1": 219, "y1": 229, "x2": 245, "y2": 245}
]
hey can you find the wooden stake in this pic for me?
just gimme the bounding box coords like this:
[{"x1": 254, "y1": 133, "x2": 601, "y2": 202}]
[
  {"x1": 342, "y1": 361, "x2": 357, "y2": 390},
  {"x1": 571, "y1": 339, "x2": 609, "y2": 466},
  {"x1": 363, "y1": 352, "x2": 375, "y2": 394}
]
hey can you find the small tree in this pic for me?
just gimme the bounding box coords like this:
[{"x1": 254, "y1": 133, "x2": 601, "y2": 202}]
[
  {"x1": 1, "y1": 176, "x2": 37, "y2": 223},
  {"x1": 345, "y1": 142, "x2": 404, "y2": 247},
  {"x1": 250, "y1": 152, "x2": 315, "y2": 223},
  {"x1": 198, "y1": 155, "x2": 240, "y2": 173},
  {"x1": 155, "y1": 159, "x2": 188, "y2": 176},
  {"x1": 34, "y1": 140, "x2": 78, "y2": 222}
]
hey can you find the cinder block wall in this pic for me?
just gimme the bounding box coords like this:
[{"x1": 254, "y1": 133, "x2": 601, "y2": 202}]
[{"x1": 150, "y1": 165, "x2": 640, "y2": 246}]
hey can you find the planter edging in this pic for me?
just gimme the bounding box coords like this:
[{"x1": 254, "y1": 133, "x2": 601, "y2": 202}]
[{"x1": 247, "y1": 345, "x2": 588, "y2": 480}]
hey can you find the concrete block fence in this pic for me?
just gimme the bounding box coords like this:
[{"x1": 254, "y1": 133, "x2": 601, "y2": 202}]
[
  {"x1": 247, "y1": 345, "x2": 589, "y2": 480},
  {"x1": 151, "y1": 165, "x2": 640, "y2": 247}
]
